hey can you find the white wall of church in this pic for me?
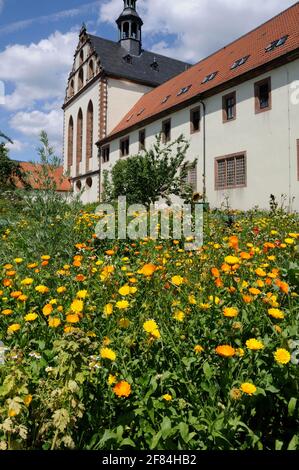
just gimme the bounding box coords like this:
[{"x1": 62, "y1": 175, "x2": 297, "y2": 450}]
[{"x1": 102, "y1": 60, "x2": 299, "y2": 211}]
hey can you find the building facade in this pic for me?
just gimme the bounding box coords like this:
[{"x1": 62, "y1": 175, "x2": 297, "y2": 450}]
[
  {"x1": 62, "y1": 0, "x2": 189, "y2": 204},
  {"x1": 98, "y1": 2, "x2": 299, "y2": 211}
]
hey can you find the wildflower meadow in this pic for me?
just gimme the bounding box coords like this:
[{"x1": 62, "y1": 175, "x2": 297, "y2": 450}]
[{"x1": 0, "y1": 195, "x2": 298, "y2": 450}]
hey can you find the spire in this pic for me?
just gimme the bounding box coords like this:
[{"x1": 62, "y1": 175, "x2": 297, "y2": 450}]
[{"x1": 116, "y1": 0, "x2": 143, "y2": 56}]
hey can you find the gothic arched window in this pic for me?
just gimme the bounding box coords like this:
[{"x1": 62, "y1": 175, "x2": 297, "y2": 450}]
[
  {"x1": 78, "y1": 69, "x2": 84, "y2": 90},
  {"x1": 86, "y1": 101, "x2": 94, "y2": 172},
  {"x1": 69, "y1": 79, "x2": 74, "y2": 98},
  {"x1": 88, "y1": 60, "x2": 94, "y2": 80},
  {"x1": 131, "y1": 23, "x2": 137, "y2": 39},
  {"x1": 79, "y1": 50, "x2": 84, "y2": 65},
  {"x1": 76, "y1": 108, "x2": 83, "y2": 175},
  {"x1": 67, "y1": 116, "x2": 74, "y2": 170}
]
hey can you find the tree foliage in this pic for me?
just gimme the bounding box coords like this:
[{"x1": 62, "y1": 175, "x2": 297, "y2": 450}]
[
  {"x1": 0, "y1": 132, "x2": 29, "y2": 192},
  {"x1": 103, "y1": 135, "x2": 197, "y2": 207}
]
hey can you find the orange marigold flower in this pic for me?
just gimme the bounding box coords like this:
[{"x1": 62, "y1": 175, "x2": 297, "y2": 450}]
[
  {"x1": 113, "y1": 380, "x2": 131, "y2": 398},
  {"x1": 43, "y1": 304, "x2": 53, "y2": 316},
  {"x1": 66, "y1": 314, "x2": 80, "y2": 323},
  {"x1": 211, "y1": 267, "x2": 220, "y2": 278},
  {"x1": 242, "y1": 295, "x2": 253, "y2": 304},
  {"x1": 240, "y1": 252, "x2": 251, "y2": 260},
  {"x1": 215, "y1": 345, "x2": 236, "y2": 358},
  {"x1": 228, "y1": 236, "x2": 239, "y2": 251}
]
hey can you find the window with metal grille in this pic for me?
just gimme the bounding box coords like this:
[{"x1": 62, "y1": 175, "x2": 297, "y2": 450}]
[
  {"x1": 231, "y1": 55, "x2": 250, "y2": 70},
  {"x1": 265, "y1": 35, "x2": 288, "y2": 52},
  {"x1": 102, "y1": 145, "x2": 110, "y2": 163},
  {"x1": 188, "y1": 166, "x2": 197, "y2": 192},
  {"x1": 215, "y1": 153, "x2": 246, "y2": 189},
  {"x1": 202, "y1": 72, "x2": 217, "y2": 84},
  {"x1": 120, "y1": 137, "x2": 130, "y2": 157}
]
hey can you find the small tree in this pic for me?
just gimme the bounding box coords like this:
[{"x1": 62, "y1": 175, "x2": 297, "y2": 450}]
[
  {"x1": 103, "y1": 135, "x2": 197, "y2": 207},
  {"x1": 0, "y1": 132, "x2": 29, "y2": 192}
]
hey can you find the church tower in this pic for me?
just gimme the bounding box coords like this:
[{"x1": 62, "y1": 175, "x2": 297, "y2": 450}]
[{"x1": 116, "y1": 0, "x2": 143, "y2": 56}]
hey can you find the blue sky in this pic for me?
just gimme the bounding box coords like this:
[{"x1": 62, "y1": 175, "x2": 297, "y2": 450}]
[{"x1": 0, "y1": 0, "x2": 295, "y2": 162}]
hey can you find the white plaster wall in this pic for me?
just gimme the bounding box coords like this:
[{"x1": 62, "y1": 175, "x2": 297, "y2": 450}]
[
  {"x1": 107, "y1": 78, "x2": 153, "y2": 133},
  {"x1": 103, "y1": 60, "x2": 299, "y2": 211}
]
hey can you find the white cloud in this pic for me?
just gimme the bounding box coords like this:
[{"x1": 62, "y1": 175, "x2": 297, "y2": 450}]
[
  {"x1": 99, "y1": 0, "x2": 295, "y2": 62},
  {"x1": 10, "y1": 110, "x2": 63, "y2": 153},
  {"x1": 0, "y1": 1, "x2": 4, "y2": 14},
  {"x1": 6, "y1": 139, "x2": 28, "y2": 153},
  {"x1": 0, "y1": 31, "x2": 77, "y2": 110}
]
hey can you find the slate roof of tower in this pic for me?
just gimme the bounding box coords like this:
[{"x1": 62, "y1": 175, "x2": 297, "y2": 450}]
[
  {"x1": 102, "y1": 2, "x2": 299, "y2": 141},
  {"x1": 89, "y1": 34, "x2": 191, "y2": 86}
]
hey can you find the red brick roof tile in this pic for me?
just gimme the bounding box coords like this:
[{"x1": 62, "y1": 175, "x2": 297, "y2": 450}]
[{"x1": 16, "y1": 162, "x2": 72, "y2": 192}]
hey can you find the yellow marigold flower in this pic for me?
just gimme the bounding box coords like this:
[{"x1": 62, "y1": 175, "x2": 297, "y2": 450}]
[
  {"x1": 249, "y1": 288, "x2": 261, "y2": 295},
  {"x1": 76, "y1": 290, "x2": 88, "y2": 299},
  {"x1": 23, "y1": 395, "x2": 33, "y2": 406},
  {"x1": 173, "y1": 310, "x2": 185, "y2": 322},
  {"x1": 143, "y1": 319, "x2": 159, "y2": 334},
  {"x1": 171, "y1": 275, "x2": 184, "y2": 286},
  {"x1": 24, "y1": 313, "x2": 38, "y2": 322},
  {"x1": 57, "y1": 286, "x2": 66, "y2": 294},
  {"x1": 255, "y1": 268, "x2": 267, "y2": 277},
  {"x1": 225, "y1": 256, "x2": 240, "y2": 266},
  {"x1": 101, "y1": 347, "x2": 116, "y2": 361},
  {"x1": 216, "y1": 345, "x2": 236, "y2": 357},
  {"x1": 194, "y1": 345, "x2": 204, "y2": 354},
  {"x1": 230, "y1": 388, "x2": 242, "y2": 400},
  {"x1": 48, "y1": 317, "x2": 61, "y2": 328},
  {"x1": 21, "y1": 278, "x2": 34, "y2": 286},
  {"x1": 285, "y1": 238, "x2": 295, "y2": 245},
  {"x1": 64, "y1": 325, "x2": 75, "y2": 333},
  {"x1": 118, "y1": 285, "x2": 131, "y2": 296},
  {"x1": 223, "y1": 307, "x2": 238, "y2": 318},
  {"x1": 70, "y1": 299, "x2": 83, "y2": 313},
  {"x1": 256, "y1": 280, "x2": 264, "y2": 288},
  {"x1": 236, "y1": 348, "x2": 245, "y2": 357},
  {"x1": 246, "y1": 338, "x2": 264, "y2": 351},
  {"x1": 18, "y1": 294, "x2": 28, "y2": 302},
  {"x1": 4, "y1": 264, "x2": 13, "y2": 270},
  {"x1": 162, "y1": 394, "x2": 172, "y2": 401},
  {"x1": 188, "y1": 295, "x2": 197, "y2": 305},
  {"x1": 130, "y1": 286, "x2": 137, "y2": 294},
  {"x1": 274, "y1": 348, "x2": 291, "y2": 365},
  {"x1": 113, "y1": 380, "x2": 131, "y2": 398},
  {"x1": 35, "y1": 285, "x2": 49, "y2": 294},
  {"x1": 240, "y1": 382, "x2": 257, "y2": 396},
  {"x1": 268, "y1": 308, "x2": 285, "y2": 320},
  {"x1": 151, "y1": 329, "x2": 161, "y2": 339},
  {"x1": 27, "y1": 263, "x2": 38, "y2": 269},
  {"x1": 209, "y1": 295, "x2": 221, "y2": 305},
  {"x1": 2, "y1": 309, "x2": 13, "y2": 316},
  {"x1": 274, "y1": 325, "x2": 282, "y2": 333},
  {"x1": 104, "y1": 303, "x2": 113, "y2": 316},
  {"x1": 200, "y1": 303, "x2": 211, "y2": 310},
  {"x1": 7, "y1": 323, "x2": 21, "y2": 334},
  {"x1": 108, "y1": 374, "x2": 117, "y2": 385},
  {"x1": 14, "y1": 258, "x2": 23, "y2": 264},
  {"x1": 42, "y1": 304, "x2": 53, "y2": 316},
  {"x1": 118, "y1": 317, "x2": 130, "y2": 328},
  {"x1": 41, "y1": 255, "x2": 51, "y2": 260},
  {"x1": 66, "y1": 314, "x2": 80, "y2": 323},
  {"x1": 116, "y1": 300, "x2": 129, "y2": 310}
]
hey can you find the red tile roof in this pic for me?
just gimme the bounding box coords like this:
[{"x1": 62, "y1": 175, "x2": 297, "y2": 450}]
[
  {"x1": 16, "y1": 162, "x2": 72, "y2": 192},
  {"x1": 105, "y1": 2, "x2": 299, "y2": 141}
]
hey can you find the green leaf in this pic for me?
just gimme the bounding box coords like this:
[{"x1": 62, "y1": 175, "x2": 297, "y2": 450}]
[
  {"x1": 150, "y1": 431, "x2": 162, "y2": 450},
  {"x1": 178, "y1": 422, "x2": 189, "y2": 443},
  {"x1": 120, "y1": 438, "x2": 136, "y2": 448},
  {"x1": 288, "y1": 397, "x2": 297, "y2": 417},
  {"x1": 275, "y1": 440, "x2": 284, "y2": 450},
  {"x1": 203, "y1": 362, "x2": 213, "y2": 380},
  {"x1": 160, "y1": 416, "x2": 172, "y2": 439},
  {"x1": 287, "y1": 435, "x2": 298, "y2": 450}
]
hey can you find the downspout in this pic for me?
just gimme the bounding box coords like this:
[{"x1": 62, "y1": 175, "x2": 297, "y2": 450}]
[
  {"x1": 286, "y1": 67, "x2": 292, "y2": 212},
  {"x1": 199, "y1": 100, "x2": 206, "y2": 204}
]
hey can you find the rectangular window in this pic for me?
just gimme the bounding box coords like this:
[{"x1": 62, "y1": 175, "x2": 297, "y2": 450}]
[
  {"x1": 120, "y1": 137, "x2": 130, "y2": 157},
  {"x1": 102, "y1": 145, "x2": 110, "y2": 163},
  {"x1": 222, "y1": 92, "x2": 236, "y2": 122},
  {"x1": 190, "y1": 107, "x2": 200, "y2": 134},
  {"x1": 139, "y1": 129, "x2": 146, "y2": 151},
  {"x1": 188, "y1": 166, "x2": 197, "y2": 192},
  {"x1": 255, "y1": 77, "x2": 271, "y2": 113},
  {"x1": 215, "y1": 153, "x2": 246, "y2": 189},
  {"x1": 162, "y1": 119, "x2": 171, "y2": 144}
]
